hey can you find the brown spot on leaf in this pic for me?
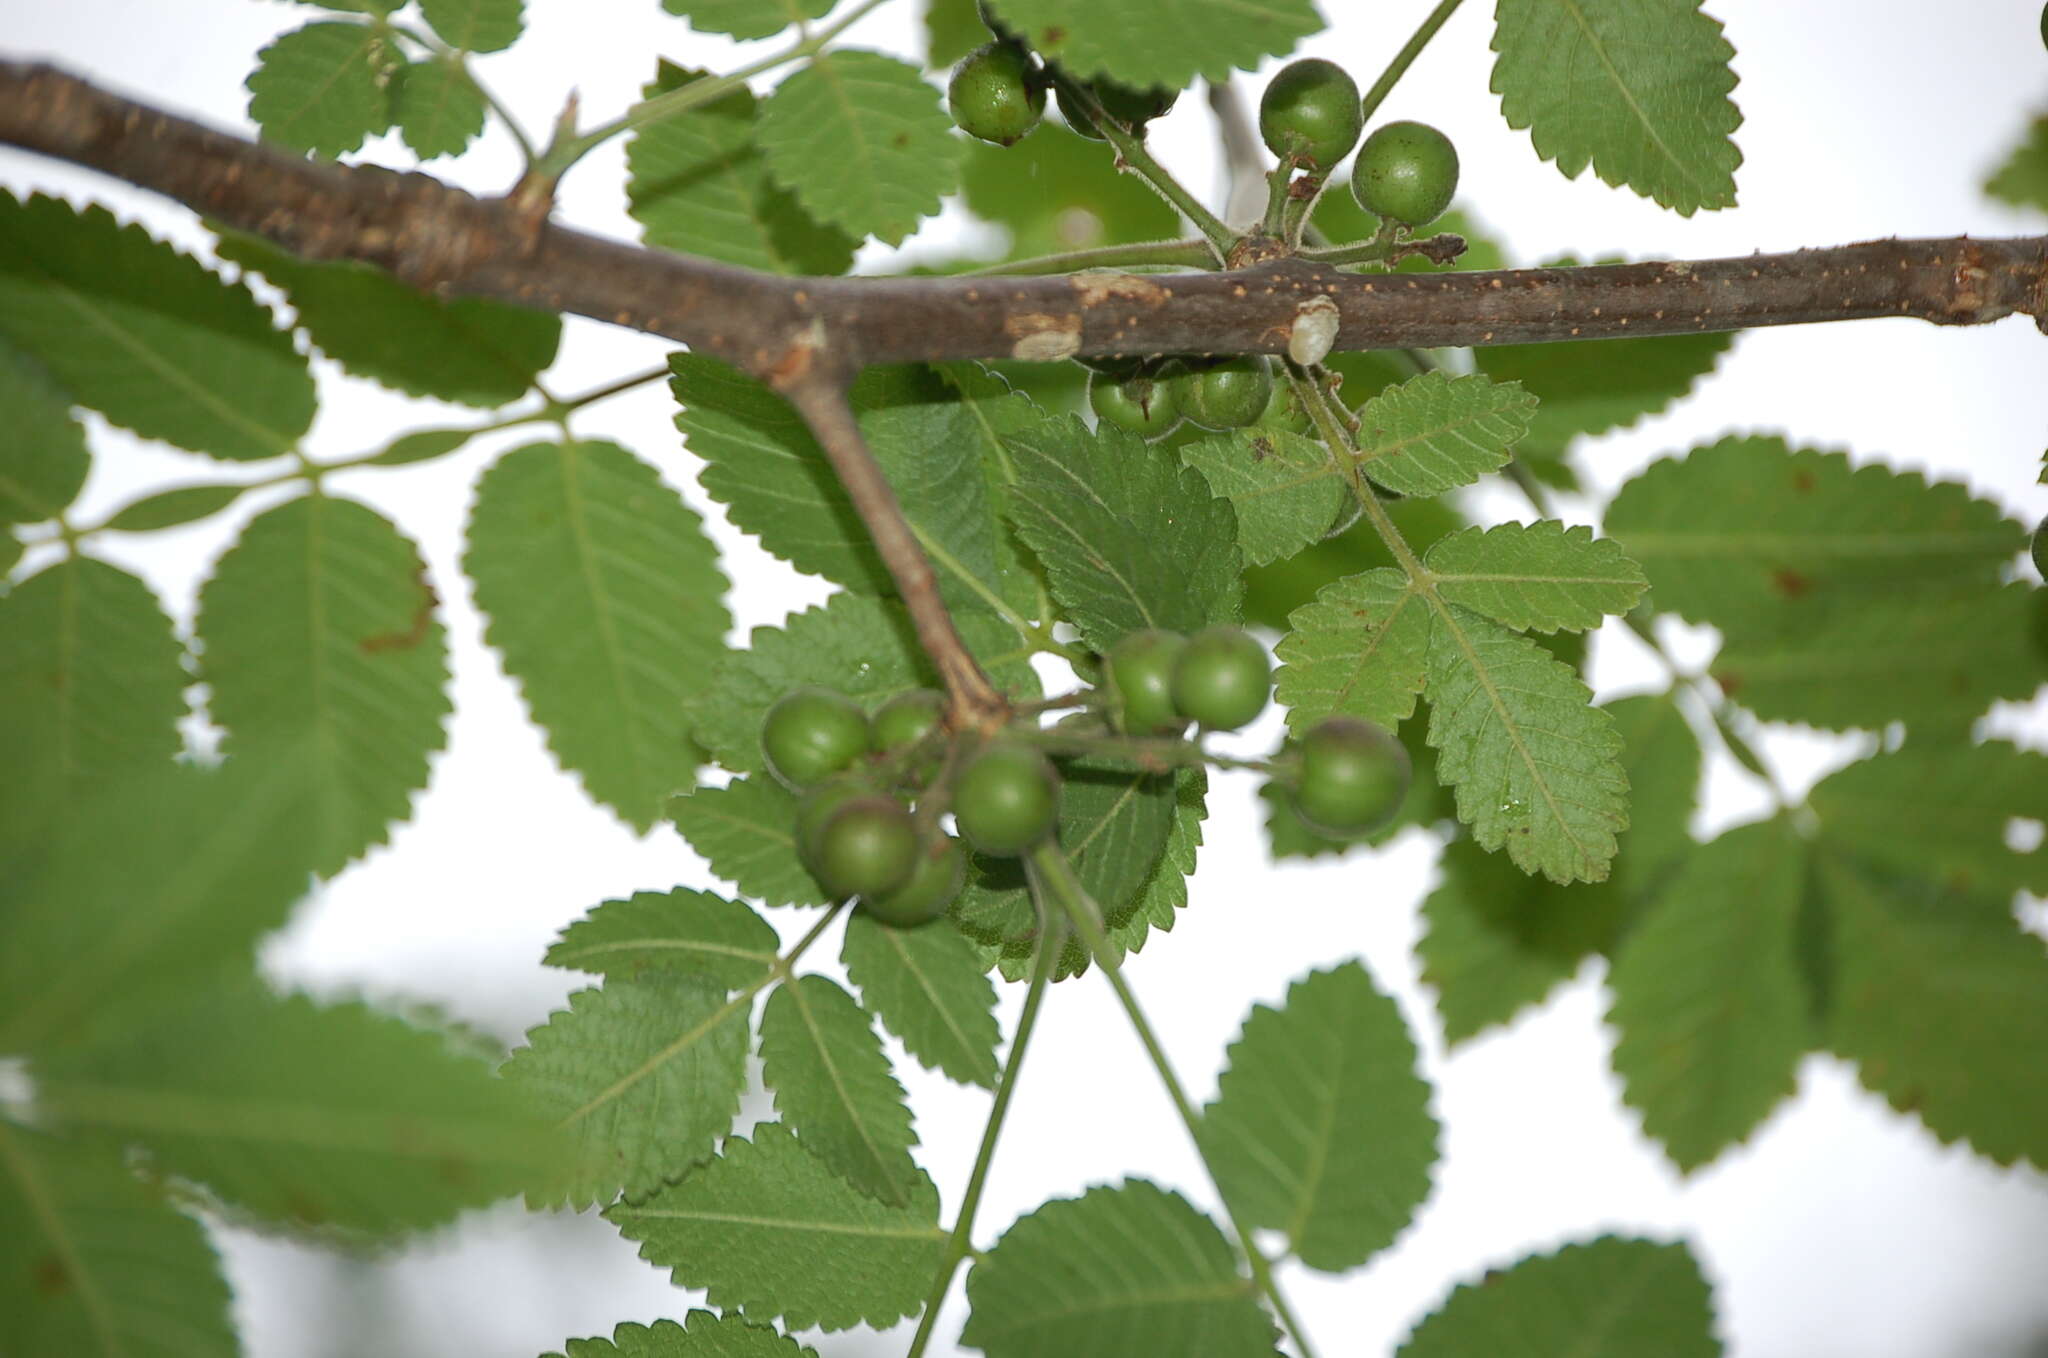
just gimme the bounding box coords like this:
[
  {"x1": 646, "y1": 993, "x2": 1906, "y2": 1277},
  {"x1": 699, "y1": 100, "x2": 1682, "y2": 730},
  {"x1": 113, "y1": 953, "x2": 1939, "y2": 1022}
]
[
  {"x1": 1714, "y1": 669, "x2": 1744, "y2": 697},
  {"x1": 1792, "y1": 470, "x2": 1816, "y2": 493},
  {"x1": 1770, "y1": 569, "x2": 1811, "y2": 599},
  {"x1": 361, "y1": 570, "x2": 439, "y2": 654},
  {"x1": 33, "y1": 1254, "x2": 69, "y2": 1296}
]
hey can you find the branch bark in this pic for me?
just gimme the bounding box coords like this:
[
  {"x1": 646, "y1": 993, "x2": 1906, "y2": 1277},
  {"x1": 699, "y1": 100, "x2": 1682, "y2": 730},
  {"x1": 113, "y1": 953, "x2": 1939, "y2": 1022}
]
[{"x1": 5, "y1": 60, "x2": 2044, "y2": 385}]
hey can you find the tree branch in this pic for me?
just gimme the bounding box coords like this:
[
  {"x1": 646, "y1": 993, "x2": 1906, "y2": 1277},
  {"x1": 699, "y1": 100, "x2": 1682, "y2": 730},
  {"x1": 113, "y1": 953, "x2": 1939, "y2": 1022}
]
[{"x1": 5, "y1": 61, "x2": 2043, "y2": 379}]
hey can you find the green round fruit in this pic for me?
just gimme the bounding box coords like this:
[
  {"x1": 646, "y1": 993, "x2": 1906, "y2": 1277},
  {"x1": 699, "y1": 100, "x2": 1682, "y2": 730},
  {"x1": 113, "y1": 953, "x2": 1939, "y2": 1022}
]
[
  {"x1": 1171, "y1": 625, "x2": 1271, "y2": 730},
  {"x1": 864, "y1": 834, "x2": 966, "y2": 925},
  {"x1": 2033, "y1": 514, "x2": 2047, "y2": 580},
  {"x1": 1253, "y1": 378, "x2": 1314, "y2": 437},
  {"x1": 1105, "y1": 629, "x2": 1188, "y2": 736},
  {"x1": 795, "y1": 773, "x2": 879, "y2": 876},
  {"x1": 1292, "y1": 716, "x2": 1410, "y2": 838},
  {"x1": 1182, "y1": 357, "x2": 1274, "y2": 431},
  {"x1": 1258, "y1": 58, "x2": 1363, "y2": 173},
  {"x1": 1089, "y1": 369, "x2": 1181, "y2": 438},
  {"x1": 811, "y1": 795, "x2": 919, "y2": 900},
  {"x1": 949, "y1": 42, "x2": 1044, "y2": 146},
  {"x1": 953, "y1": 742, "x2": 1060, "y2": 855},
  {"x1": 874, "y1": 688, "x2": 946, "y2": 755},
  {"x1": 762, "y1": 687, "x2": 871, "y2": 790},
  {"x1": 1354, "y1": 120, "x2": 1459, "y2": 227},
  {"x1": 1055, "y1": 78, "x2": 1177, "y2": 139}
]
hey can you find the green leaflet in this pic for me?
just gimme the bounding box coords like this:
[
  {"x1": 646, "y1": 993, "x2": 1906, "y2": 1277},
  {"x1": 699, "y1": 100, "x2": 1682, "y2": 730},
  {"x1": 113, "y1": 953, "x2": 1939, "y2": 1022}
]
[
  {"x1": 961, "y1": 1180, "x2": 1273, "y2": 1358},
  {"x1": 102, "y1": 483, "x2": 249, "y2": 533},
  {"x1": 1476, "y1": 320, "x2": 1734, "y2": 454},
  {"x1": 0, "y1": 558, "x2": 187, "y2": 847},
  {"x1": 842, "y1": 912, "x2": 1001, "y2": 1087},
  {"x1": 607, "y1": 1123, "x2": 944, "y2": 1333},
  {"x1": 1492, "y1": 0, "x2": 1742, "y2": 216},
  {"x1": 1425, "y1": 522, "x2": 1647, "y2": 633},
  {"x1": 0, "y1": 756, "x2": 315, "y2": 1057},
  {"x1": 1245, "y1": 494, "x2": 1466, "y2": 630},
  {"x1": 500, "y1": 974, "x2": 751, "y2": 1208},
  {"x1": 1275, "y1": 567, "x2": 1430, "y2": 734},
  {"x1": 925, "y1": 0, "x2": 984, "y2": 68},
  {"x1": 393, "y1": 58, "x2": 487, "y2": 159},
  {"x1": 1198, "y1": 962, "x2": 1439, "y2": 1272},
  {"x1": 0, "y1": 193, "x2": 315, "y2": 461},
  {"x1": 0, "y1": 1125, "x2": 237, "y2": 1358},
  {"x1": 1607, "y1": 817, "x2": 1812, "y2": 1171},
  {"x1": 1002, "y1": 415, "x2": 1244, "y2": 652},
  {"x1": 685, "y1": 592, "x2": 1038, "y2": 776},
  {"x1": 1816, "y1": 850, "x2": 2048, "y2": 1170},
  {"x1": 661, "y1": 0, "x2": 833, "y2": 41},
  {"x1": 465, "y1": 440, "x2": 730, "y2": 831},
  {"x1": 759, "y1": 975, "x2": 921, "y2": 1205},
  {"x1": 419, "y1": 0, "x2": 523, "y2": 52},
  {"x1": 959, "y1": 123, "x2": 1179, "y2": 264},
  {"x1": 1424, "y1": 604, "x2": 1628, "y2": 884},
  {"x1": 35, "y1": 977, "x2": 566, "y2": 1235},
  {"x1": 1353, "y1": 371, "x2": 1537, "y2": 497},
  {"x1": 628, "y1": 63, "x2": 856, "y2": 276},
  {"x1": 1097, "y1": 765, "x2": 1207, "y2": 963},
  {"x1": 1399, "y1": 1237, "x2": 1720, "y2": 1358},
  {"x1": 198, "y1": 494, "x2": 450, "y2": 878},
  {"x1": 673, "y1": 356, "x2": 1038, "y2": 620},
  {"x1": 0, "y1": 337, "x2": 88, "y2": 522},
  {"x1": 245, "y1": 20, "x2": 396, "y2": 156},
  {"x1": 1985, "y1": 116, "x2": 2048, "y2": 212},
  {"x1": 983, "y1": 0, "x2": 1321, "y2": 88},
  {"x1": 1180, "y1": 428, "x2": 1346, "y2": 567},
  {"x1": 545, "y1": 1313, "x2": 816, "y2": 1358},
  {"x1": 756, "y1": 51, "x2": 962, "y2": 247},
  {"x1": 1806, "y1": 741, "x2": 2048, "y2": 897},
  {"x1": 217, "y1": 231, "x2": 561, "y2": 408},
  {"x1": 670, "y1": 776, "x2": 832, "y2": 908},
  {"x1": 544, "y1": 889, "x2": 780, "y2": 990}
]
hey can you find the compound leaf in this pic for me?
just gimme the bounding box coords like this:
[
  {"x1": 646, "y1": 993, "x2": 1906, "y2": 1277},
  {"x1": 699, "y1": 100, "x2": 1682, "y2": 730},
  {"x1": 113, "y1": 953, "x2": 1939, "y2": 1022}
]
[
  {"x1": 1199, "y1": 962, "x2": 1438, "y2": 1272},
  {"x1": 1354, "y1": 372, "x2": 1537, "y2": 498},
  {"x1": 1180, "y1": 428, "x2": 1346, "y2": 567},
  {"x1": 0, "y1": 193, "x2": 314, "y2": 461},
  {"x1": 500, "y1": 973, "x2": 751, "y2": 1208},
  {"x1": 1424, "y1": 604, "x2": 1628, "y2": 883},
  {"x1": 760, "y1": 976, "x2": 921, "y2": 1205},
  {"x1": 670, "y1": 776, "x2": 831, "y2": 908},
  {"x1": 1608, "y1": 817, "x2": 1812, "y2": 1171},
  {"x1": 982, "y1": 0, "x2": 1322, "y2": 88},
  {"x1": 1003, "y1": 415, "x2": 1243, "y2": 652},
  {"x1": 544, "y1": 889, "x2": 780, "y2": 990},
  {"x1": 962, "y1": 1179, "x2": 1273, "y2": 1358},
  {"x1": 0, "y1": 1125, "x2": 236, "y2": 1358},
  {"x1": 36, "y1": 977, "x2": 563, "y2": 1234},
  {"x1": 1491, "y1": 0, "x2": 1742, "y2": 216},
  {"x1": 394, "y1": 58, "x2": 488, "y2": 159},
  {"x1": 544, "y1": 1313, "x2": 817, "y2": 1358},
  {"x1": 628, "y1": 64, "x2": 856, "y2": 275},
  {"x1": 245, "y1": 20, "x2": 395, "y2": 156},
  {"x1": 419, "y1": 0, "x2": 523, "y2": 52},
  {"x1": 757, "y1": 51, "x2": 962, "y2": 247},
  {"x1": 198, "y1": 494, "x2": 450, "y2": 878},
  {"x1": 607, "y1": 1123, "x2": 944, "y2": 1333},
  {"x1": 842, "y1": 912, "x2": 1001, "y2": 1087},
  {"x1": 218, "y1": 231, "x2": 560, "y2": 408},
  {"x1": 685, "y1": 592, "x2": 1037, "y2": 776},
  {"x1": 1274, "y1": 567, "x2": 1429, "y2": 734},
  {"x1": 661, "y1": 0, "x2": 834, "y2": 41},
  {"x1": 466, "y1": 439, "x2": 730, "y2": 831},
  {"x1": 1398, "y1": 1237, "x2": 1719, "y2": 1358},
  {"x1": 1425, "y1": 521, "x2": 1647, "y2": 633}
]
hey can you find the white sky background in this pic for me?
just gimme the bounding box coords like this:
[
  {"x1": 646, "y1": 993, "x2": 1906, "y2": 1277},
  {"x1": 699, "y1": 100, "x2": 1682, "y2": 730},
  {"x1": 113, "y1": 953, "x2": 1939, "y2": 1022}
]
[{"x1": 5, "y1": 1, "x2": 2048, "y2": 1355}]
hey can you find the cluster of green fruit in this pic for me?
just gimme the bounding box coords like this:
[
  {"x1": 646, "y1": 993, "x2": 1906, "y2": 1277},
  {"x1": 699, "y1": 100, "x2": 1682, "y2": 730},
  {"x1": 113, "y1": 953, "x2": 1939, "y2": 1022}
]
[
  {"x1": 945, "y1": 4, "x2": 1179, "y2": 149},
  {"x1": 762, "y1": 625, "x2": 1411, "y2": 929}
]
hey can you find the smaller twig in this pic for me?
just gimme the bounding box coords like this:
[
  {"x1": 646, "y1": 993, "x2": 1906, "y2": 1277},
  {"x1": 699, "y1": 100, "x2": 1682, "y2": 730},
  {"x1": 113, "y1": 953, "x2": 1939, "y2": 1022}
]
[
  {"x1": 1301, "y1": 226, "x2": 1465, "y2": 268},
  {"x1": 1358, "y1": 0, "x2": 1467, "y2": 127},
  {"x1": 1015, "y1": 725, "x2": 1281, "y2": 776},
  {"x1": 777, "y1": 370, "x2": 1008, "y2": 725},
  {"x1": 1047, "y1": 70, "x2": 1235, "y2": 261},
  {"x1": 958, "y1": 238, "x2": 1218, "y2": 276}
]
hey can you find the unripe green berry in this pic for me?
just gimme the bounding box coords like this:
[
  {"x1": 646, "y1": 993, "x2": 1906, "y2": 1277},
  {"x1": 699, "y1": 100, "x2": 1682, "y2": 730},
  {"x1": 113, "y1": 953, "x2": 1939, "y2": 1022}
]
[
  {"x1": 949, "y1": 42, "x2": 1044, "y2": 146},
  {"x1": 1182, "y1": 357, "x2": 1274, "y2": 432},
  {"x1": 1291, "y1": 716, "x2": 1410, "y2": 838},
  {"x1": 1055, "y1": 78, "x2": 1177, "y2": 139},
  {"x1": 762, "y1": 687, "x2": 870, "y2": 790},
  {"x1": 811, "y1": 795, "x2": 919, "y2": 900},
  {"x1": 1171, "y1": 625, "x2": 1270, "y2": 730},
  {"x1": 864, "y1": 834, "x2": 966, "y2": 926},
  {"x1": 953, "y1": 742, "x2": 1060, "y2": 856},
  {"x1": 795, "y1": 773, "x2": 881, "y2": 874},
  {"x1": 1089, "y1": 369, "x2": 1182, "y2": 439},
  {"x1": 1354, "y1": 120, "x2": 1459, "y2": 227},
  {"x1": 1258, "y1": 58, "x2": 1363, "y2": 173},
  {"x1": 1105, "y1": 629, "x2": 1188, "y2": 736},
  {"x1": 874, "y1": 688, "x2": 946, "y2": 755}
]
